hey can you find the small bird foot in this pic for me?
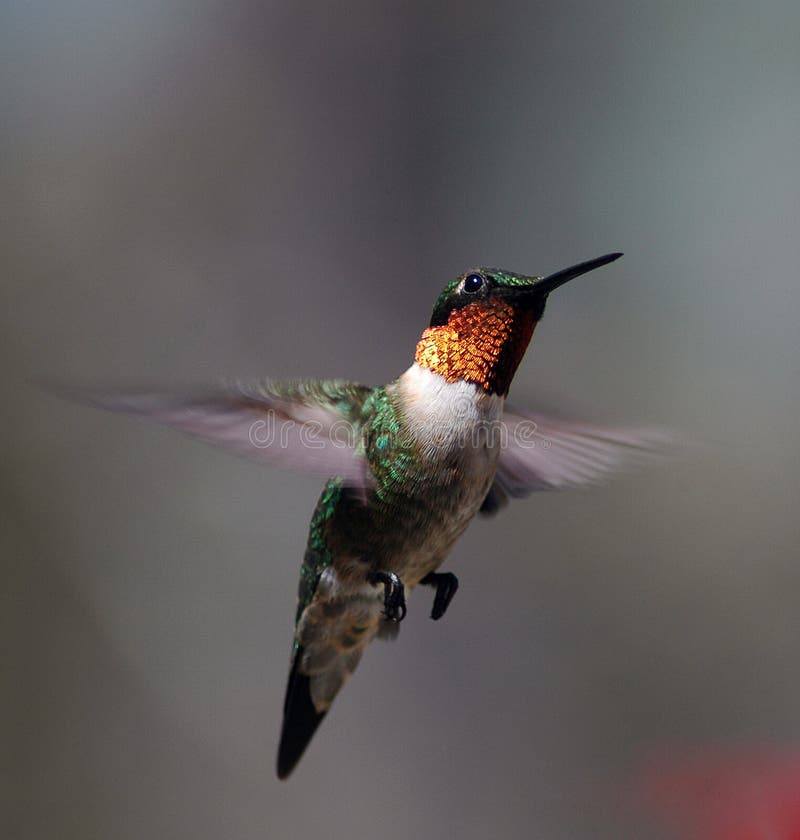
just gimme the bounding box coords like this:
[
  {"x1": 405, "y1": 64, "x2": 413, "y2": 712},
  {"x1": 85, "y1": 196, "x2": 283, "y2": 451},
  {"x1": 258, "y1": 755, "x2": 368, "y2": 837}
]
[
  {"x1": 419, "y1": 571, "x2": 459, "y2": 620},
  {"x1": 368, "y1": 571, "x2": 407, "y2": 622}
]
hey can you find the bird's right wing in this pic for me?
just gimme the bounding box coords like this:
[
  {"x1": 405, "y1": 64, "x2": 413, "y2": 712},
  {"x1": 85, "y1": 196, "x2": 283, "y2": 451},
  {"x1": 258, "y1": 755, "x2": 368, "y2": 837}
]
[
  {"x1": 55, "y1": 379, "x2": 373, "y2": 489},
  {"x1": 480, "y1": 408, "x2": 675, "y2": 514}
]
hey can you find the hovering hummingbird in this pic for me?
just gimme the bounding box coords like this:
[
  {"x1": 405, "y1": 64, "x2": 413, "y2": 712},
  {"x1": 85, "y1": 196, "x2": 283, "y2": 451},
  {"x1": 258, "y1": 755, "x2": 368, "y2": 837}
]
[{"x1": 66, "y1": 252, "x2": 668, "y2": 779}]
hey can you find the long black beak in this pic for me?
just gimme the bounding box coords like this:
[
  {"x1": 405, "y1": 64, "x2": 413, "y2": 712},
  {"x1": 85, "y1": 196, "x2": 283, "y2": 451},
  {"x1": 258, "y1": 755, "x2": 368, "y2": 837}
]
[{"x1": 534, "y1": 252, "x2": 623, "y2": 296}]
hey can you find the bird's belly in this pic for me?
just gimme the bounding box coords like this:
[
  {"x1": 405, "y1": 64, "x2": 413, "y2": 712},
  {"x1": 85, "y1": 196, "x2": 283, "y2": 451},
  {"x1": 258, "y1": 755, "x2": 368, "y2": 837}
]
[{"x1": 378, "y1": 447, "x2": 498, "y2": 587}]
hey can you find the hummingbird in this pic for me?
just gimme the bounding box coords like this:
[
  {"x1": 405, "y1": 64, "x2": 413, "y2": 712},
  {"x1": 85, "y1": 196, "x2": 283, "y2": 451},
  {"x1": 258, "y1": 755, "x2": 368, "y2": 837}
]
[{"x1": 64, "y1": 252, "x2": 668, "y2": 779}]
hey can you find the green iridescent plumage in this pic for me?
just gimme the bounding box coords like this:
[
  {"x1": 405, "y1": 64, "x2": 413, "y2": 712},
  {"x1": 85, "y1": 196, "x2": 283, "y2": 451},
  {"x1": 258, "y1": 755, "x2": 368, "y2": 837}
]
[
  {"x1": 360, "y1": 387, "x2": 419, "y2": 500},
  {"x1": 293, "y1": 385, "x2": 424, "y2": 623},
  {"x1": 296, "y1": 478, "x2": 342, "y2": 623}
]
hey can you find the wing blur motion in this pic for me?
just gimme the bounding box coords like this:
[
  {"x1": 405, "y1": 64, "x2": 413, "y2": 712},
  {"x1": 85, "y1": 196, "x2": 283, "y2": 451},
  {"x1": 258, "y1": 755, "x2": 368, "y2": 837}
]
[
  {"x1": 480, "y1": 408, "x2": 675, "y2": 514},
  {"x1": 54, "y1": 380, "x2": 372, "y2": 488}
]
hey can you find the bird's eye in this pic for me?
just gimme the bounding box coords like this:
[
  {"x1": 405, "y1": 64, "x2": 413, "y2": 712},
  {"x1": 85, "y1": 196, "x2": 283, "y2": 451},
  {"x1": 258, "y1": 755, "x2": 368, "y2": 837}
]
[{"x1": 463, "y1": 273, "x2": 484, "y2": 294}]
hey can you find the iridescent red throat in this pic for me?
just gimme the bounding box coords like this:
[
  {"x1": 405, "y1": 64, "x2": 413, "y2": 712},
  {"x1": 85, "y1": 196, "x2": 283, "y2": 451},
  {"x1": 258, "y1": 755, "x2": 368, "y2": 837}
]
[{"x1": 414, "y1": 300, "x2": 537, "y2": 396}]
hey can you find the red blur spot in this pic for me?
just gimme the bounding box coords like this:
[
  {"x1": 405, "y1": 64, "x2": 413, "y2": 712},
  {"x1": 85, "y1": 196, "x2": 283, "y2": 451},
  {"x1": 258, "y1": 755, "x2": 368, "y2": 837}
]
[{"x1": 637, "y1": 746, "x2": 800, "y2": 840}]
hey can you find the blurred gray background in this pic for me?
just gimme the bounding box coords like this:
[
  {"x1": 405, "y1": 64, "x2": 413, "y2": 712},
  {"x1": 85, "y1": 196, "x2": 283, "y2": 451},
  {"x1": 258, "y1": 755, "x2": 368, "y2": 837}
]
[{"x1": 3, "y1": 2, "x2": 799, "y2": 838}]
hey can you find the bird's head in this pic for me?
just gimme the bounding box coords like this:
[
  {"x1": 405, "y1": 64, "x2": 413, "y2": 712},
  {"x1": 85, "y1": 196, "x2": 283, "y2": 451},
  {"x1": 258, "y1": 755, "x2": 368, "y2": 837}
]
[{"x1": 415, "y1": 252, "x2": 623, "y2": 396}]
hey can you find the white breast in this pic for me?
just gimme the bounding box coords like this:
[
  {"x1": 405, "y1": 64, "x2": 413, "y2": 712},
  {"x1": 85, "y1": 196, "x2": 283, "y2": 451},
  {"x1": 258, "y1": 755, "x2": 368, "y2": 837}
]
[{"x1": 395, "y1": 363, "x2": 504, "y2": 458}]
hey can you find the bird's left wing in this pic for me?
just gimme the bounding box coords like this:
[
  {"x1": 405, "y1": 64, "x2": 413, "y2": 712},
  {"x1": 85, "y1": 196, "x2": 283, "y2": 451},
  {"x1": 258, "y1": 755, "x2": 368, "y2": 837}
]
[
  {"x1": 56, "y1": 379, "x2": 373, "y2": 488},
  {"x1": 480, "y1": 408, "x2": 674, "y2": 515}
]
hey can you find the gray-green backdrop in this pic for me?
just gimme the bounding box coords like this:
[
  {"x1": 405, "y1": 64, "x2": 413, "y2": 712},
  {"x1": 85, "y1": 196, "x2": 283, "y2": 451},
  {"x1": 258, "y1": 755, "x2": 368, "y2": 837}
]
[{"x1": 4, "y1": 2, "x2": 799, "y2": 838}]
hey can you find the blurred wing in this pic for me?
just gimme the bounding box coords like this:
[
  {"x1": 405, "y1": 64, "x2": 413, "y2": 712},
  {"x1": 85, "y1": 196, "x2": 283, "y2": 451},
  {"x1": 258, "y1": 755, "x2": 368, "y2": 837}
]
[
  {"x1": 56, "y1": 379, "x2": 373, "y2": 488},
  {"x1": 480, "y1": 408, "x2": 674, "y2": 515}
]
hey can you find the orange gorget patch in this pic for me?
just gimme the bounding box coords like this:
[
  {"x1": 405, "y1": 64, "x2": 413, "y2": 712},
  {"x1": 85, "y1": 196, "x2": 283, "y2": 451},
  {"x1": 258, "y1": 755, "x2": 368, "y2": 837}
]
[{"x1": 414, "y1": 300, "x2": 537, "y2": 396}]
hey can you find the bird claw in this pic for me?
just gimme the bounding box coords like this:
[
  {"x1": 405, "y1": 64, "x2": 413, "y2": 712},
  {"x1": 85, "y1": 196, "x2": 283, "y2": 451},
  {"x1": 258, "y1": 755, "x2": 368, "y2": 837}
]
[
  {"x1": 420, "y1": 571, "x2": 459, "y2": 620},
  {"x1": 368, "y1": 571, "x2": 407, "y2": 622}
]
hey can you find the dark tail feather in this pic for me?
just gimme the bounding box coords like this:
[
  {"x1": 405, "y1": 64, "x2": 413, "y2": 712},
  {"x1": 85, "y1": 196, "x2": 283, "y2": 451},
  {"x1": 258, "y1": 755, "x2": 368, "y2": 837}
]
[{"x1": 276, "y1": 648, "x2": 327, "y2": 779}]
